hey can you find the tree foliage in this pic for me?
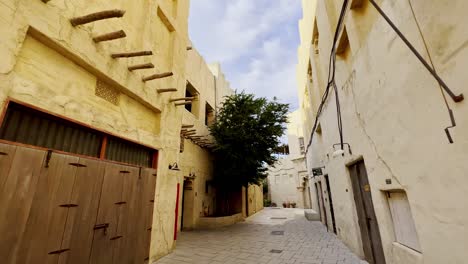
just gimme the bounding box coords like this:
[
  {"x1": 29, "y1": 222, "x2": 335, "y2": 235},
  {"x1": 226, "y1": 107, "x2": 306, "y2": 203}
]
[{"x1": 210, "y1": 92, "x2": 289, "y2": 190}]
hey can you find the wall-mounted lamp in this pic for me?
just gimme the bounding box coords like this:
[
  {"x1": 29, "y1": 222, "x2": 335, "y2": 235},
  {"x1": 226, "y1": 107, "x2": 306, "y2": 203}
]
[
  {"x1": 169, "y1": 162, "x2": 180, "y2": 171},
  {"x1": 332, "y1": 143, "x2": 352, "y2": 157}
]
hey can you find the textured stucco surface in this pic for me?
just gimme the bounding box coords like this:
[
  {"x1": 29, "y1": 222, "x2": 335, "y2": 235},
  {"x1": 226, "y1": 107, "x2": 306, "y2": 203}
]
[
  {"x1": 267, "y1": 110, "x2": 310, "y2": 209},
  {"x1": 297, "y1": 0, "x2": 468, "y2": 264},
  {"x1": 0, "y1": 0, "x2": 189, "y2": 262}
]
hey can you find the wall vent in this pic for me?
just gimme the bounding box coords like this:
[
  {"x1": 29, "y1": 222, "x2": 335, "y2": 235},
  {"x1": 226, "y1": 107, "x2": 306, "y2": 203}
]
[{"x1": 95, "y1": 79, "x2": 120, "y2": 106}]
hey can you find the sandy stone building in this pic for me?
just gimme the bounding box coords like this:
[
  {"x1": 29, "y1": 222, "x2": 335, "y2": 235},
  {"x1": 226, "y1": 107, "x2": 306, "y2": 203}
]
[
  {"x1": 0, "y1": 0, "x2": 262, "y2": 263},
  {"x1": 297, "y1": 0, "x2": 468, "y2": 264},
  {"x1": 267, "y1": 110, "x2": 311, "y2": 209}
]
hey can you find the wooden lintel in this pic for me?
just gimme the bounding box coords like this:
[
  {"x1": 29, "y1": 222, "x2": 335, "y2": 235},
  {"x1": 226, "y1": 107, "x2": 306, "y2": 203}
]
[
  {"x1": 182, "y1": 129, "x2": 196, "y2": 134},
  {"x1": 169, "y1": 97, "x2": 195, "y2": 102},
  {"x1": 93, "y1": 30, "x2": 126, "y2": 43},
  {"x1": 175, "y1": 102, "x2": 192, "y2": 106},
  {"x1": 128, "y1": 63, "x2": 154, "y2": 71},
  {"x1": 143, "y1": 72, "x2": 173, "y2": 82},
  {"x1": 111, "y1": 51, "x2": 153, "y2": 58},
  {"x1": 157, "y1": 88, "x2": 177, "y2": 93},
  {"x1": 70, "y1": 10, "x2": 125, "y2": 26}
]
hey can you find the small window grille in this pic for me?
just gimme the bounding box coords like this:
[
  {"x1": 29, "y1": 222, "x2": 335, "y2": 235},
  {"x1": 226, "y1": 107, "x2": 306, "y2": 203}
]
[{"x1": 95, "y1": 79, "x2": 120, "y2": 106}]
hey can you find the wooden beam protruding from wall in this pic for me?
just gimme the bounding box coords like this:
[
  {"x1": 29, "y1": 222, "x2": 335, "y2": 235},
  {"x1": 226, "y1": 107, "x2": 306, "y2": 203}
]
[
  {"x1": 111, "y1": 51, "x2": 153, "y2": 58},
  {"x1": 157, "y1": 88, "x2": 177, "y2": 93},
  {"x1": 181, "y1": 129, "x2": 196, "y2": 134},
  {"x1": 182, "y1": 124, "x2": 194, "y2": 129},
  {"x1": 70, "y1": 10, "x2": 125, "y2": 26},
  {"x1": 170, "y1": 97, "x2": 195, "y2": 102},
  {"x1": 128, "y1": 63, "x2": 154, "y2": 71},
  {"x1": 142, "y1": 72, "x2": 173, "y2": 82},
  {"x1": 175, "y1": 102, "x2": 192, "y2": 106},
  {"x1": 93, "y1": 30, "x2": 126, "y2": 43}
]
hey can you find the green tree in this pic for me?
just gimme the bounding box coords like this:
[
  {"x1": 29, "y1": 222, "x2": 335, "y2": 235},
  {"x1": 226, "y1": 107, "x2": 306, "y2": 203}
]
[{"x1": 210, "y1": 92, "x2": 289, "y2": 191}]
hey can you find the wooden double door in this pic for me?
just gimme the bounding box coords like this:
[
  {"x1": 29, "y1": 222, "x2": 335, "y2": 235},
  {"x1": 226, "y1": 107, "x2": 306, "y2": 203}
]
[{"x1": 0, "y1": 143, "x2": 156, "y2": 264}]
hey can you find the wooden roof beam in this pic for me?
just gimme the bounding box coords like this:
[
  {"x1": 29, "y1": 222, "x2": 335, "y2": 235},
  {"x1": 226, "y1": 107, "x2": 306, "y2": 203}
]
[
  {"x1": 93, "y1": 30, "x2": 126, "y2": 43},
  {"x1": 170, "y1": 97, "x2": 195, "y2": 102},
  {"x1": 128, "y1": 63, "x2": 154, "y2": 71},
  {"x1": 111, "y1": 51, "x2": 153, "y2": 58},
  {"x1": 143, "y1": 72, "x2": 173, "y2": 82},
  {"x1": 70, "y1": 10, "x2": 125, "y2": 26},
  {"x1": 157, "y1": 88, "x2": 177, "y2": 93}
]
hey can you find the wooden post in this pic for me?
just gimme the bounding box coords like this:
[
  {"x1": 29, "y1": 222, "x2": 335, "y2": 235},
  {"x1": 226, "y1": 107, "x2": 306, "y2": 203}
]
[
  {"x1": 128, "y1": 63, "x2": 154, "y2": 71},
  {"x1": 157, "y1": 88, "x2": 177, "y2": 93},
  {"x1": 169, "y1": 97, "x2": 195, "y2": 102},
  {"x1": 70, "y1": 10, "x2": 125, "y2": 26},
  {"x1": 111, "y1": 51, "x2": 153, "y2": 58},
  {"x1": 142, "y1": 72, "x2": 173, "y2": 82},
  {"x1": 93, "y1": 30, "x2": 126, "y2": 43},
  {"x1": 175, "y1": 102, "x2": 192, "y2": 106}
]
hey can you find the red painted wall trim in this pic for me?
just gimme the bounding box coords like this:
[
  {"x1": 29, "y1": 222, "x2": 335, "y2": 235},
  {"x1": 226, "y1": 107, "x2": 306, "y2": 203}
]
[
  {"x1": 100, "y1": 136, "x2": 108, "y2": 159},
  {"x1": 174, "y1": 183, "x2": 180, "y2": 241},
  {"x1": 0, "y1": 139, "x2": 145, "y2": 169},
  {"x1": 0, "y1": 99, "x2": 11, "y2": 127}
]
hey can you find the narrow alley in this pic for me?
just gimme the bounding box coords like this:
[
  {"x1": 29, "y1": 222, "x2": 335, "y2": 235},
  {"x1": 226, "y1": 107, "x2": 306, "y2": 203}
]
[{"x1": 156, "y1": 208, "x2": 366, "y2": 264}]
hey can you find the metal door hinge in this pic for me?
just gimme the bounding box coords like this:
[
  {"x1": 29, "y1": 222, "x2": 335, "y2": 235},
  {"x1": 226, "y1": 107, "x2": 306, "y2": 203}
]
[
  {"x1": 48, "y1": 249, "x2": 70, "y2": 255},
  {"x1": 59, "y1": 204, "x2": 78, "y2": 208},
  {"x1": 69, "y1": 162, "x2": 87, "y2": 168},
  {"x1": 45, "y1": 150, "x2": 52, "y2": 168}
]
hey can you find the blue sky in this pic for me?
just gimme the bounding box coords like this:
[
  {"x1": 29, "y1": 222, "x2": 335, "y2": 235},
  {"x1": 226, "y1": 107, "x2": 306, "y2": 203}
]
[{"x1": 188, "y1": 0, "x2": 302, "y2": 111}]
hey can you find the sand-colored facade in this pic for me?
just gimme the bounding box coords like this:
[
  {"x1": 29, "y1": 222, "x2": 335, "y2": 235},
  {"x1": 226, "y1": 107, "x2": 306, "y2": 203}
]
[
  {"x1": 267, "y1": 110, "x2": 311, "y2": 209},
  {"x1": 0, "y1": 0, "x2": 239, "y2": 262},
  {"x1": 297, "y1": 0, "x2": 468, "y2": 264}
]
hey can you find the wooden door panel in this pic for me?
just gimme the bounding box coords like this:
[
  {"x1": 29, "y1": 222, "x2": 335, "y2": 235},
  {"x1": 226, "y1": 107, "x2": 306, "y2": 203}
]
[
  {"x1": 112, "y1": 166, "x2": 140, "y2": 264},
  {"x1": 0, "y1": 143, "x2": 17, "y2": 191},
  {"x1": 136, "y1": 168, "x2": 157, "y2": 263},
  {"x1": 349, "y1": 163, "x2": 374, "y2": 264},
  {"x1": 59, "y1": 158, "x2": 106, "y2": 264},
  {"x1": 89, "y1": 163, "x2": 126, "y2": 264},
  {"x1": 0, "y1": 147, "x2": 46, "y2": 264},
  {"x1": 16, "y1": 153, "x2": 79, "y2": 264},
  {"x1": 357, "y1": 162, "x2": 386, "y2": 264}
]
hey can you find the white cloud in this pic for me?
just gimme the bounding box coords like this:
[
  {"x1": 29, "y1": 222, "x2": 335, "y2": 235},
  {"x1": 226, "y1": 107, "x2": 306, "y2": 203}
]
[{"x1": 189, "y1": 0, "x2": 301, "y2": 109}]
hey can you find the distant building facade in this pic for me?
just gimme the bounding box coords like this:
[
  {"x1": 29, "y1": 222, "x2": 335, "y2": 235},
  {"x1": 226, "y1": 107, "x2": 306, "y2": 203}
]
[
  {"x1": 297, "y1": 1, "x2": 468, "y2": 264},
  {"x1": 267, "y1": 110, "x2": 311, "y2": 208}
]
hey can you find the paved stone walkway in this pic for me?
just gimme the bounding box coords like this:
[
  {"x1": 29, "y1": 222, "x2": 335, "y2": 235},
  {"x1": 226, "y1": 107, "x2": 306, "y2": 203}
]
[{"x1": 154, "y1": 208, "x2": 367, "y2": 264}]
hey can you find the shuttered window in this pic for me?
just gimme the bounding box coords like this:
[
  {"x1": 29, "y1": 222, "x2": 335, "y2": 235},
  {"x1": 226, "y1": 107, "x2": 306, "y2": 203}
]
[
  {"x1": 387, "y1": 191, "x2": 421, "y2": 252},
  {"x1": 0, "y1": 102, "x2": 155, "y2": 168},
  {"x1": 105, "y1": 136, "x2": 153, "y2": 168}
]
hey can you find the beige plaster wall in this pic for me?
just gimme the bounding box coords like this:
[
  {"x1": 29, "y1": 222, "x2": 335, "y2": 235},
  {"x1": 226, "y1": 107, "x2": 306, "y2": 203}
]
[
  {"x1": 0, "y1": 0, "x2": 191, "y2": 262},
  {"x1": 297, "y1": 0, "x2": 468, "y2": 263},
  {"x1": 176, "y1": 48, "x2": 235, "y2": 232}
]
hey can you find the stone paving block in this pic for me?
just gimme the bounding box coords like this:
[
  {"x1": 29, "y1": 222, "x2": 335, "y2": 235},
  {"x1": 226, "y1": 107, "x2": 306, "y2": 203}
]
[{"x1": 153, "y1": 208, "x2": 366, "y2": 264}]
